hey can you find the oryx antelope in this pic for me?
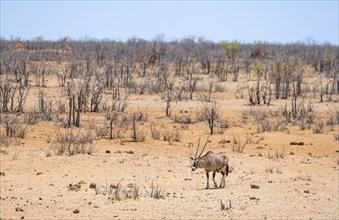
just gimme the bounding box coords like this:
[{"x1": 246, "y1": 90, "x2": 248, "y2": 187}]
[{"x1": 191, "y1": 137, "x2": 229, "y2": 189}]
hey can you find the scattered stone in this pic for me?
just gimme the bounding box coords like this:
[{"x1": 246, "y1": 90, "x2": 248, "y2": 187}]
[
  {"x1": 15, "y1": 207, "x2": 24, "y2": 212},
  {"x1": 0, "y1": 172, "x2": 5, "y2": 176},
  {"x1": 335, "y1": 150, "x2": 339, "y2": 153},
  {"x1": 94, "y1": 205, "x2": 99, "y2": 208},
  {"x1": 73, "y1": 209, "x2": 80, "y2": 214},
  {"x1": 251, "y1": 184, "x2": 260, "y2": 189},
  {"x1": 20, "y1": 216, "x2": 24, "y2": 219},
  {"x1": 250, "y1": 196, "x2": 256, "y2": 200},
  {"x1": 68, "y1": 184, "x2": 81, "y2": 192},
  {"x1": 268, "y1": 180, "x2": 273, "y2": 183},
  {"x1": 290, "y1": 142, "x2": 304, "y2": 146},
  {"x1": 105, "y1": 150, "x2": 111, "y2": 154},
  {"x1": 184, "y1": 178, "x2": 192, "y2": 181},
  {"x1": 89, "y1": 183, "x2": 96, "y2": 189},
  {"x1": 290, "y1": 152, "x2": 295, "y2": 155},
  {"x1": 125, "y1": 150, "x2": 134, "y2": 154},
  {"x1": 36, "y1": 172, "x2": 42, "y2": 175},
  {"x1": 304, "y1": 190, "x2": 310, "y2": 193}
]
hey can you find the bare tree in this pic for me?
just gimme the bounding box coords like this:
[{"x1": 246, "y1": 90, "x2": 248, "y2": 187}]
[{"x1": 202, "y1": 101, "x2": 221, "y2": 135}]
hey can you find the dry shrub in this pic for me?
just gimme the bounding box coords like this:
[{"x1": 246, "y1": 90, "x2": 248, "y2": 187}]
[
  {"x1": 257, "y1": 118, "x2": 287, "y2": 133},
  {"x1": 172, "y1": 112, "x2": 194, "y2": 124},
  {"x1": 313, "y1": 119, "x2": 324, "y2": 134},
  {"x1": 231, "y1": 135, "x2": 246, "y2": 153},
  {"x1": 150, "y1": 182, "x2": 164, "y2": 199},
  {"x1": 267, "y1": 147, "x2": 285, "y2": 160},
  {"x1": 54, "y1": 128, "x2": 96, "y2": 156},
  {"x1": 150, "y1": 125, "x2": 161, "y2": 140}
]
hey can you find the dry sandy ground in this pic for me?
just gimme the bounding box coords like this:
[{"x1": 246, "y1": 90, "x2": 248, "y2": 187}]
[
  {"x1": 1, "y1": 124, "x2": 338, "y2": 219},
  {"x1": 1, "y1": 75, "x2": 339, "y2": 219}
]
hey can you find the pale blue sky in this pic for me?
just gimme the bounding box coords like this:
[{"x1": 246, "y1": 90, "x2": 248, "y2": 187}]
[{"x1": 1, "y1": 1, "x2": 338, "y2": 44}]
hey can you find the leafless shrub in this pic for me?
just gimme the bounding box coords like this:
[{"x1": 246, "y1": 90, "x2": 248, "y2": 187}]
[
  {"x1": 231, "y1": 135, "x2": 246, "y2": 153},
  {"x1": 172, "y1": 112, "x2": 194, "y2": 124},
  {"x1": 136, "y1": 106, "x2": 149, "y2": 122},
  {"x1": 16, "y1": 125, "x2": 28, "y2": 139},
  {"x1": 0, "y1": 133, "x2": 13, "y2": 148},
  {"x1": 267, "y1": 147, "x2": 285, "y2": 160},
  {"x1": 109, "y1": 182, "x2": 123, "y2": 201},
  {"x1": 56, "y1": 99, "x2": 66, "y2": 114},
  {"x1": 215, "y1": 119, "x2": 229, "y2": 134},
  {"x1": 150, "y1": 125, "x2": 161, "y2": 140},
  {"x1": 275, "y1": 147, "x2": 285, "y2": 159},
  {"x1": 1, "y1": 115, "x2": 19, "y2": 137},
  {"x1": 123, "y1": 183, "x2": 140, "y2": 200},
  {"x1": 94, "y1": 125, "x2": 108, "y2": 139},
  {"x1": 54, "y1": 128, "x2": 96, "y2": 156},
  {"x1": 163, "y1": 129, "x2": 182, "y2": 144},
  {"x1": 202, "y1": 101, "x2": 221, "y2": 135},
  {"x1": 257, "y1": 118, "x2": 287, "y2": 133},
  {"x1": 314, "y1": 119, "x2": 324, "y2": 134},
  {"x1": 214, "y1": 84, "x2": 225, "y2": 93},
  {"x1": 24, "y1": 111, "x2": 40, "y2": 125},
  {"x1": 111, "y1": 95, "x2": 129, "y2": 113},
  {"x1": 194, "y1": 108, "x2": 205, "y2": 122},
  {"x1": 131, "y1": 113, "x2": 145, "y2": 142},
  {"x1": 150, "y1": 182, "x2": 164, "y2": 199},
  {"x1": 242, "y1": 107, "x2": 269, "y2": 121},
  {"x1": 163, "y1": 131, "x2": 174, "y2": 144},
  {"x1": 328, "y1": 103, "x2": 339, "y2": 125}
]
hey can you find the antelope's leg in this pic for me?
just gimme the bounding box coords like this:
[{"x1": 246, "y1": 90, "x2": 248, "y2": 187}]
[
  {"x1": 205, "y1": 172, "x2": 210, "y2": 189},
  {"x1": 220, "y1": 170, "x2": 225, "y2": 188},
  {"x1": 212, "y1": 171, "x2": 218, "y2": 187}
]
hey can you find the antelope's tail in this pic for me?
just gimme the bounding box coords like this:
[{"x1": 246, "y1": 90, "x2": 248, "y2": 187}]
[{"x1": 226, "y1": 164, "x2": 229, "y2": 177}]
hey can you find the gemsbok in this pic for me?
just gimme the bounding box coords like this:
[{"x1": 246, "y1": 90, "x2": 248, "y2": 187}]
[{"x1": 191, "y1": 137, "x2": 230, "y2": 189}]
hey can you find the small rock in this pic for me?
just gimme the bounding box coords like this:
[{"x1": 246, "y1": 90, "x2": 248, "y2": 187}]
[
  {"x1": 68, "y1": 184, "x2": 81, "y2": 192},
  {"x1": 251, "y1": 184, "x2": 260, "y2": 189},
  {"x1": 290, "y1": 142, "x2": 304, "y2": 146},
  {"x1": 105, "y1": 150, "x2": 111, "y2": 154},
  {"x1": 0, "y1": 172, "x2": 5, "y2": 176},
  {"x1": 36, "y1": 172, "x2": 42, "y2": 175},
  {"x1": 89, "y1": 183, "x2": 96, "y2": 189},
  {"x1": 73, "y1": 209, "x2": 80, "y2": 214},
  {"x1": 125, "y1": 150, "x2": 134, "y2": 154},
  {"x1": 15, "y1": 207, "x2": 24, "y2": 212},
  {"x1": 304, "y1": 190, "x2": 310, "y2": 193},
  {"x1": 250, "y1": 196, "x2": 256, "y2": 200},
  {"x1": 268, "y1": 180, "x2": 273, "y2": 183},
  {"x1": 78, "y1": 180, "x2": 87, "y2": 185}
]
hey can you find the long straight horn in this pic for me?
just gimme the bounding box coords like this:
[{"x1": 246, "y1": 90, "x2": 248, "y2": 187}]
[
  {"x1": 198, "y1": 135, "x2": 209, "y2": 158},
  {"x1": 194, "y1": 137, "x2": 201, "y2": 158}
]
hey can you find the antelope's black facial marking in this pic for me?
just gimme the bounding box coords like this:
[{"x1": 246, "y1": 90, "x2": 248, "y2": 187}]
[{"x1": 192, "y1": 158, "x2": 199, "y2": 171}]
